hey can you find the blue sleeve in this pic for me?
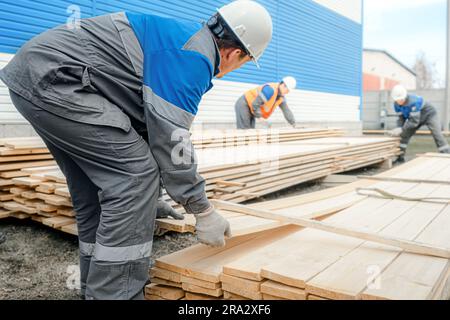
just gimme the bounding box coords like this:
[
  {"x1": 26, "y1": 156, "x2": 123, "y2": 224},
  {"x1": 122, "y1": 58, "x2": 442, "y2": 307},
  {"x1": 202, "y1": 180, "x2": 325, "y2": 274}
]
[
  {"x1": 144, "y1": 50, "x2": 213, "y2": 115},
  {"x1": 261, "y1": 85, "x2": 275, "y2": 101},
  {"x1": 394, "y1": 103, "x2": 401, "y2": 113}
]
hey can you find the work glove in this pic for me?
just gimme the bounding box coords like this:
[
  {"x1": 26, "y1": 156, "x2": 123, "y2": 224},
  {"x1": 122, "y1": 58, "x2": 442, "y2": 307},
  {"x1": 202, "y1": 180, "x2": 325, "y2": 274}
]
[
  {"x1": 195, "y1": 207, "x2": 231, "y2": 247},
  {"x1": 388, "y1": 127, "x2": 403, "y2": 137},
  {"x1": 156, "y1": 200, "x2": 185, "y2": 220}
]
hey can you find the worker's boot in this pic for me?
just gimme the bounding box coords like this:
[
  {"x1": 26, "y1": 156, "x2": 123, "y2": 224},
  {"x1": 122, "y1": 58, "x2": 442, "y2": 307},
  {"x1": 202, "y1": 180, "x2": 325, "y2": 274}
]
[
  {"x1": 395, "y1": 154, "x2": 405, "y2": 164},
  {"x1": 0, "y1": 232, "x2": 6, "y2": 245}
]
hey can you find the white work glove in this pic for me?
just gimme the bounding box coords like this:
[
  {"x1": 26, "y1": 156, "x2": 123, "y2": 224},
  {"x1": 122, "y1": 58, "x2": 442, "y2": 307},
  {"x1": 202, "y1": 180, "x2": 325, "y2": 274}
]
[
  {"x1": 388, "y1": 127, "x2": 403, "y2": 137},
  {"x1": 195, "y1": 207, "x2": 231, "y2": 247},
  {"x1": 156, "y1": 200, "x2": 185, "y2": 220}
]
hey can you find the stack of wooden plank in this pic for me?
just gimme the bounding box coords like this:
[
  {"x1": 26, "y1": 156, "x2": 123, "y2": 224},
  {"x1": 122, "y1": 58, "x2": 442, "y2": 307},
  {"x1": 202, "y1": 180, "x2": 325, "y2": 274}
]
[
  {"x1": 0, "y1": 132, "x2": 400, "y2": 236},
  {"x1": 0, "y1": 137, "x2": 57, "y2": 221},
  {"x1": 191, "y1": 128, "x2": 345, "y2": 149},
  {"x1": 0, "y1": 162, "x2": 77, "y2": 234},
  {"x1": 148, "y1": 154, "x2": 450, "y2": 300},
  {"x1": 157, "y1": 136, "x2": 400, "y2": 233}
]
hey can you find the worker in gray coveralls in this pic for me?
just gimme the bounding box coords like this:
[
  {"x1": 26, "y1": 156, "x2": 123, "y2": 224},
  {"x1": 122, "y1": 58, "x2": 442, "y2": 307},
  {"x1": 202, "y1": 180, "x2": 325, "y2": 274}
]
[
  {"x1": 389, "y1": 85, "x2": 450, "y2": 162},
  {"x1": 0, "y1": 1, "x2": 273, "y2": 299}
]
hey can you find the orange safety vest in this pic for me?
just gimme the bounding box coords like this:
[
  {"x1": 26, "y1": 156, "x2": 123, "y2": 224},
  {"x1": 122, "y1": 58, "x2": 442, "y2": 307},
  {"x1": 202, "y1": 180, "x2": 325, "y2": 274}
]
[{"x1": 244, "y1": 83, "x2": 284, "y2": 119}]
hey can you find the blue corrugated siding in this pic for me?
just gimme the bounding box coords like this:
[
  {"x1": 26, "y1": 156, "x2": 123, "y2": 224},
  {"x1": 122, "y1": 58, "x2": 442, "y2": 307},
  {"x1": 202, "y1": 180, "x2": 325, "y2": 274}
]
[{"x1": 0, "y1": 0, "x2": 362, "y2": 97}]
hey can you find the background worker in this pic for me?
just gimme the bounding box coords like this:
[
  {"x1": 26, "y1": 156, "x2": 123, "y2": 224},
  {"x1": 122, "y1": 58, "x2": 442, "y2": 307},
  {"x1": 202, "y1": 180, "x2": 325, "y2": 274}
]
[
  {"x1": 235, "y1": 77, "x2": 297, "y2": 129},
  {"x1": 0, "y1": 1, "x2": 273, "y2": 300},
  {"x1": 389, "y1": 84, "x2": 450, "y2": 162}
]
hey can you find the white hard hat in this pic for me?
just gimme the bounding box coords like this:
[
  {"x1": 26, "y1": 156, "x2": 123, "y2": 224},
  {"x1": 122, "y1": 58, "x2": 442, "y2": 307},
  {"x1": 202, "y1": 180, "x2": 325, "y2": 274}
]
[
  {"x1": 391, "y1": 85, "x2": 408, "y2": 102},
  {"x1": 282, "y1": 76, "x2": 297, "y2": 91},
  {"x1": 218, "y1": 0, "x2": 273, "y2": 67}
]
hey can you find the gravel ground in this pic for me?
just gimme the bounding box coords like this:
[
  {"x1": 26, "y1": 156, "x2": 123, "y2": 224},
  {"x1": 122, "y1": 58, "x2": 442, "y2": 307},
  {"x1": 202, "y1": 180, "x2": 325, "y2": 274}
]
[
  {"x1": 0, "y1": 135, "x2": 443, "y2": 299},
  {"x1": 0, "y1": 220, "x2": 198, "y2": 300}
]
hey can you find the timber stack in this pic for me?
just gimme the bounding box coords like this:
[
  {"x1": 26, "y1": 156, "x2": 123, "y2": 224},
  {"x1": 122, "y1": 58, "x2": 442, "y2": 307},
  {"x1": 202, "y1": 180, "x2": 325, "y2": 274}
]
[
  {"x1": 0, "y1": 129, "x2": 400, "y2": 236},
  {"x1": 147, "y1": 154, "x2": 450, "y2": 300}
]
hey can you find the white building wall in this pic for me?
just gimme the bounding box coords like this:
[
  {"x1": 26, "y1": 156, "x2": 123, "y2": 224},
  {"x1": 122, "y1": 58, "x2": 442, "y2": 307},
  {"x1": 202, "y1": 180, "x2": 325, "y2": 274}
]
[{"x1": 363, "y1": 51, "x2": 417, "y2": 90}]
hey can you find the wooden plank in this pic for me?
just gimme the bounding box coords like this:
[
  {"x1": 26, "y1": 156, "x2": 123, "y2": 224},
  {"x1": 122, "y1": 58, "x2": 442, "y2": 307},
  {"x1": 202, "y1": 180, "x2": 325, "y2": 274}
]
[
  {"x1": 21, "y1": 166, "x2": 59, "y2": 174},
  {"x1": 145, "y1": 284, "x2": 185, "y2": 300},
  {"x1": 212, "y1": 200, "x2": 450, "y2": 259},
  {"x1": 305, "y1": 183, "x2": 450, "y2": 300},
  {"x1": 185, "y1": 292, "x2": 222, "y2": 300},
  {"x1": 21, "y1": 190, "x2": 40, "y2": 199},
  {"x1": 220, "y1": 273, "x2": 262, "y2": 292},
  {"x1": 360, "y1": 175, "x2": 450, "y2": 186},
  {"x1": 57, "y1": 207, "x2": 76, "y2": 217},
  {"x1": 0, "y1": 147, "x2": 49, "y2": 156},
  {"x1": 0, "y1": 178, "x2": 14, "y2": 187},
  {"x1": 145, "y1": 294, "x2": 168, "y2": 301},
  {"x1": 9, "y1": 212, "x2": 30, "y2": 219},
  {"x1": 61, "y1": 223, "x2": 78, "y2": 236},
  {"x1": 181, "y1": 283, "x2": 223, "y2": 297},
  {"x1": 223, "y1": 292, "x2": 250, "y2": 300},
  {"x1": 3, "y1": 201, "x2": 37, "y2": 214},
  {"x1": 150, "y1": 267, "x2": 182, "y2": 284},
  {"x1": 181, "y1": 275, "x2": 221, "y2": 290},
  {"x1": 10, "y1": 186, "x2": 30, "y2": 195},
  {"x1": 42, "y1": 216, "x2": 75, "y2": 228},
  {"x1": 0, "y1": 160, "x2": 56, "y2": 172},
  {"x1": 12, "y1": 177, "x2": 44, "y2": 187},
  {"x1": 155, "y1": 227, "x2": 298, "y2": 281},
  {"x1": 307, "y1": 295, "x2": 329, "y2": 300},
  {"x1": 361, "y1": 193, "x2": 450, "y2": 300},
  {"x1": 40, "y1": 194, "x2": 72, "y2": 207},
  {"x1": 260, "y1": 281, "x2": 306, "y2": 300},
  {"x1": 54, "y1": 187, "x2": 71, "y2": 198},
  {"x1": 262, "y1": 293, "x2": 288, "y2": 300},
  {"x1": 221, "y1": 282, "x2": 261, "y2": 300},
  {"x1": 224, "y1": 182, "x2": 421, "y2": 283},
  {"x1": 0, "y1": 191, "x2": 14, "y2": 201},
  {"x1": 0, "y1": 170, "x2": 29, "y2": 178},
  {"x1": 36, "y1": 202, "x2": 58, "y2": 213},
  {"x1": 0, "y1": 208, "x2": 12, "y2": 219},
  {"x1": 151, "y1": 277, "x2": 182, "y2": 288},
  {"x1": 0, "y1": 154, "x2": 53, "y2": 163}
]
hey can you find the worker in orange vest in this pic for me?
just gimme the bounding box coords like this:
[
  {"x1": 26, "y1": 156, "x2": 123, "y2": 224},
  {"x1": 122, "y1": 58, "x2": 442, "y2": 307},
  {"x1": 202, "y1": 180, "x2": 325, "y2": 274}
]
[{"x1": 235, "y1": 77, "x2": 297, "y2": 129}]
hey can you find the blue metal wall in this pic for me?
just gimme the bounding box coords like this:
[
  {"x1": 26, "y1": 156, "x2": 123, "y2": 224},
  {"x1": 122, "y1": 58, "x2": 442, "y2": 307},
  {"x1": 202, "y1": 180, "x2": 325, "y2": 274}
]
[{"x1": 0, "y1": 0, "x2": 362, "y2": 97}]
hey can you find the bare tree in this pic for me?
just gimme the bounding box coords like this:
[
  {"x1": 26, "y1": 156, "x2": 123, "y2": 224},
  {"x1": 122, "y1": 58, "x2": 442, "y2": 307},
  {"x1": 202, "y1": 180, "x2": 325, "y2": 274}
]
[{"x1": 413, "y1": 51, "x2": 441, "y2": 89}]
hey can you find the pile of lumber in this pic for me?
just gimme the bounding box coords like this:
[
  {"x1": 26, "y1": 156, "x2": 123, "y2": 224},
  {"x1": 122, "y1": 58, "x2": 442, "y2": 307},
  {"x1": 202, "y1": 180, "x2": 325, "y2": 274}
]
[
  {"x1": 0, "y1": 137, "x2": 69, "y2": 222},
  {"x1": 0, "y1": 131, "x2": 400, "y2": 236},
  {"x1": 147, "y1": 154, "x2": 450, "y2": 300},
  {"x1": 158, "y1": 136, "x2": 400, "y2": 233},
  {"x1": 191, "y1": 128, "x2": 344, "y2": 149}
]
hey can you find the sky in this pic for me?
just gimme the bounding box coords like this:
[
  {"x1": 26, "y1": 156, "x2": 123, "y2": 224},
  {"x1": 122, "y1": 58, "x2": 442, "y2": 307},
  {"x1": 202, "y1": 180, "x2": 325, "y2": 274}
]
[{"x1": 364, "y1": 0, "x2": 447, "y2": 87}]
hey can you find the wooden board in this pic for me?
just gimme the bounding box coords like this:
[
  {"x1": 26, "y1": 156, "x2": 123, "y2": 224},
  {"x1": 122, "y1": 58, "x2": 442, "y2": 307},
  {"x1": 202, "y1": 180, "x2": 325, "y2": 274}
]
[
  {"x1": 260, "y1": 280, "x2": 307, "y2": 300},
  {"x1": 145, "y1": 284, "x2": 185, "y2": 300}
]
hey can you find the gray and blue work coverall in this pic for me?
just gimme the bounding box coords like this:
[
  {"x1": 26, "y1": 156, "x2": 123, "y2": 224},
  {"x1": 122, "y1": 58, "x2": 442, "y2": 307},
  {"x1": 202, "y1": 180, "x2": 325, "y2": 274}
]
[
  {"x1": 0, "y1": 12, "x2": 219, "y2": 299},
  {"x1": 395, "y1": 95, "x2": 450, "y2": 154}
]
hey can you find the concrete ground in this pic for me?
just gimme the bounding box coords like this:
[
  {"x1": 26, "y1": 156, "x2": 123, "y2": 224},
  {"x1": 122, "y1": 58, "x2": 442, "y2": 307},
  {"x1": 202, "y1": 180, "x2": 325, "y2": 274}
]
[{"x1": 0, "y1": 135, "x2": 445, "y2": 299}]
